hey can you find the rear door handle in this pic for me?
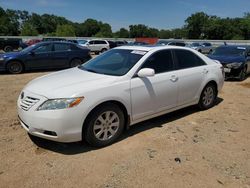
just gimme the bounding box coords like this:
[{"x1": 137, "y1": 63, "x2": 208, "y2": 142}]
[{"x1": 170, "y1": 75, "x2": 178, "y2": 82}]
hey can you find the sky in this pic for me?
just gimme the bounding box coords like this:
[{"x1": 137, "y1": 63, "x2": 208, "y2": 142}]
[{"x1": 1, "y1": 0, "x2": 250, "y2": 31}]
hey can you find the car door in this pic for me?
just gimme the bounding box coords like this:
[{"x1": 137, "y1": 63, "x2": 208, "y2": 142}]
[
  {"x1": 25, "y1": 43, "x2": 53, "y2": 69},
  {"x1": 130, "y1": 50, "x2": 178, "y2": 121},
  {"x1": 173, "y1": 49, "x2": 207, "y2": 106},
  {"x1": 51, "y1": 43, "x2": 71, "y2": 68}
]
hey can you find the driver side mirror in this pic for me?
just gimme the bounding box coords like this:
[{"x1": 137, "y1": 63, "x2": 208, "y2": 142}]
[{"x1": 137, "y1": 68, "x2": 155, "y2": 78}]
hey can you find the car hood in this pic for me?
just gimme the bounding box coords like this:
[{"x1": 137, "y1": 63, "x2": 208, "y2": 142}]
[
  {"x1": 0, "y1": 52, "x2": 20, "y2": 58},
  {"x1": 208, "y1": 55, "x2": 245, "y2": 64},
  {"x1": 24, "y1": 68, "x2": 119, "y2": 99}
]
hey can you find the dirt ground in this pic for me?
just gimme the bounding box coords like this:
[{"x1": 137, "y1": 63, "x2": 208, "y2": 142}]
[{"x1": 0, "y1": 71, "x2": 249, "y2": 188}]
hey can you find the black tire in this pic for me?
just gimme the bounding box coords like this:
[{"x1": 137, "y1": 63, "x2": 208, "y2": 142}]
[
  {"x1": 7, "y1": 61, "x2": 23, "y2": 74},
  {"x1": 239, "y1": 66, "x2": 247, "y2": 81},
  {"x1": 83, "y1": 103, "x2": 125, "y2": 147},
  {"x1": 4, "y1": 46, "x2": 13, "y2": 52},
  {"x1": 198, "y1": 83, "x2": 217, "y2": 110},
  {"x1": 101, "y1": 48, "x2": 107, "y2": 53},
  {"x1": 70, "y1": 58, "x2": 82, "y2": 68}
]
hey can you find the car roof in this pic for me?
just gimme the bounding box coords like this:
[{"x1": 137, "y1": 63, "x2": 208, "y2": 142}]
[
  {"x1": 116, "y1": 45, "x2": 190, "y2": 52},
  {"x1": 37, "y1": 41, "x2": 75, "y2": 45}
]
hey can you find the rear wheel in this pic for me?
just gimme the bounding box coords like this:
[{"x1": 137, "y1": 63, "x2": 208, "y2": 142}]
[
  {"x1": 7, "y1": 61, "x2": 23, "y2": 74},
  {"x1": 70, "y1": 58, "x2": 82, "y2": 68},
  {"x1": 84, "y1": 104, "x2": 125, "y2": 147},
  {"x1": 198, "y1": 84, "x2": 217, "y2": 110},
  {"x1": 239, "y1": 66, "x2": 247, "y2": 81}
]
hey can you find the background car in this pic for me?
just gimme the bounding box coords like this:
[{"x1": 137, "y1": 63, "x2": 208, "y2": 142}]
[
  {"x1": 25, "y1": 39, "x2": 42, "y2": 46},
  {"x1": 83, "y1": 39, "x2": 110, "y2": 54},
  {"x1": 156, "y1": 40, "x2": 186, "y2": 47},
  {"x1": 208, "y1": 45, "x2": 250, "y2": 80},
  {"x1": 127, "y1": 41, "x2": 149, "y2": 46},
  {"x1": 0, "y1": 38, "x2": 27, "y2": 52},
  {"x1": 0, "y1": 41, "x2": 91, "y2": 74},
  {"x1": 67, "y1": 39, "x2": 89, "y2": 46},
  {"x1": 17, "y1": 46, "x2": 224, "y2": 147},
  {"x1": 107, "y1": 40, "x2": 117, "y2": 49},
  {"x1": 42, "y1": 37, "x2": 67, "y2": 42},
  {"x1": 190, "y1": 42, "x2": 213, "y2": 54},
  {"x1": 114, "y1": 40, "x2": 128, "y2": 46}
]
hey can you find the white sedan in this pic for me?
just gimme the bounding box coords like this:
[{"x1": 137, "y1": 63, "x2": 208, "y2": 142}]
[{"x1": 17, "y1": 45, "x2": 224, "y2": 147}]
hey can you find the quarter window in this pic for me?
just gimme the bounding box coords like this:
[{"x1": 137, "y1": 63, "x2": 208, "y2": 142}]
[
  {"x1": 174, "y1": 49, "x2": 206, "y2": 69},
  {"x1": 141, "y1": 50, "x2": 174, "y2": 74}
]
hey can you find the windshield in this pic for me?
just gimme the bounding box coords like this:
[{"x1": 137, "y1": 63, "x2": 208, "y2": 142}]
[
  {"x1": 20, "y1": 44, "x2": 36, "y2": 53},
  {"x1": 79, "y1": 49, "x2": 146, "y2": 76},
  {"x1": 212, "y1": 47, "x2": 245, "y2": 56}
]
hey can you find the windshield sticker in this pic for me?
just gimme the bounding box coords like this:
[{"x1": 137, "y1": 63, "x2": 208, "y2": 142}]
[
  {"x1": 237, "y1": 47, "x2": 246, "y2": 50},
  {"x1": 131, "y1": 50, "x2": 147, "y2": 55}
]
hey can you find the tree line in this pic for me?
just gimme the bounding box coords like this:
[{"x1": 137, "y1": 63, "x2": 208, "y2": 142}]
[{"x1": 1, "y1": 6, "x2": 250, "y2": 40}]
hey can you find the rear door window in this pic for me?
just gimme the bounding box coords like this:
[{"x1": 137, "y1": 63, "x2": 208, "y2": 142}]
[
  {"x1": 174, "y1": 49, "x2": 206, "y2": 69},
  {"x1": 54, "y1": 43, "x2": 71, "y2": 52}
]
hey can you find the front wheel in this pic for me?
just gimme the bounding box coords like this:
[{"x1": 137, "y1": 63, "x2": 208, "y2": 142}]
[
  {"x1": 239, "y1": 66, "x2": 247, "y2": 81},
  {"x1": 198, "y1": 84, "x2": 217, "y2": 110},
  {"x1": 84, "y1": 104, "x2": 125, "y2": 147},
  {"x1": 101, "y1": 48, "x2": 107, "y2": 53},
  {"x1": 70, "y1": 59, "x2": 82, "y2": 68},
  {"x1": 7, "y1": 61, "x2": 23, "y2": 74}
]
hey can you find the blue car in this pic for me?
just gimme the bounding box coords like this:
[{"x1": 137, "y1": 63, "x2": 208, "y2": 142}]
[
  {"x1": 0, "y1": 41, "x2": 91, "y2": 74},
  {"x1": 208, "y1": 45, "x2": 250, "y2": 81}
]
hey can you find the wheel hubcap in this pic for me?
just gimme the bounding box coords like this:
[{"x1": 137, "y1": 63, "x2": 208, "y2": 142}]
[
  {"x1": 202, "y1": 87, "x2": 214, "y2": 106},
  {"x1": 10, "y1": 63, "x2": 21, "y2": 73},
  {"x1": 93, "y1": 111, "x2": 120, "y2": 141}
]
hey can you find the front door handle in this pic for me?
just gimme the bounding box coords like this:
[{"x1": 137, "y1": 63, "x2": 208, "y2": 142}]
[{"x1": 170, "y1": 75, "x2": 178, "y2": 82}]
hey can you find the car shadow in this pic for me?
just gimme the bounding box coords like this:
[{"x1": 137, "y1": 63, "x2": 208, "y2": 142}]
[{"x1": 29, "y1": 97, "x2": 223, "y2": 155}]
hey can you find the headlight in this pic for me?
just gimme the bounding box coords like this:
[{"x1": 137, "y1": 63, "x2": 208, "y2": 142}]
[
  {"x1": 37, "y1": 97, "x2": 84, "y2": 111},
  {"x1": 0, "y1": 57, "x2": 5, "y2": 61},
  {"x1": 226, "y1": 62, "x2": 243, "y2": 69}
]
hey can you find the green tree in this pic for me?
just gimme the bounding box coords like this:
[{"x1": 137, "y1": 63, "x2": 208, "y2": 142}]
[
  {"x1": 21, "y1": 22, "x2": 38, "y2": 36},
  {"x1": 185, "y1": 12, "x2": 209, "y2": 39},
  {"x1": 114, "y1": 28, "x2": 130, "y2": 38},
  {"x1": 56, "y1": 24, "x2": 75, "y2": 37},
  {"x1": 95, "y1": 23, "x2": 112, "y2": 37},
  {"x1": 81, "y1": 18, "x2": 100, "y2": 37}
]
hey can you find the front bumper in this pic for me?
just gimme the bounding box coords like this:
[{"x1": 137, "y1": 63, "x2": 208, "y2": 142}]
[
  {"x1": 222, "y1": 64, "x2": 243, "y2": 79},
  {"x1": 17, "y1": 90, "x2": 87, "y2": 143}
]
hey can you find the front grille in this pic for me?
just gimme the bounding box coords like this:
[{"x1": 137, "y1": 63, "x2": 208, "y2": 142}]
[{"x1": 20, "y1": 96, "x2": 40, "y2": 111}]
